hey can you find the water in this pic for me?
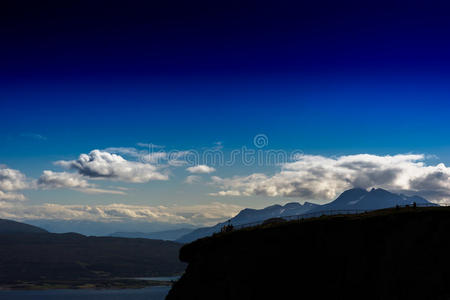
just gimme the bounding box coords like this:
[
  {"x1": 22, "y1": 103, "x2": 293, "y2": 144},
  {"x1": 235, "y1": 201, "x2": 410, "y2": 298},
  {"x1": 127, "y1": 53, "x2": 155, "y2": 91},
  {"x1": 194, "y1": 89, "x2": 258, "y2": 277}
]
[
  {"x1": 0, "y1": 286, "x2": 171, "y2": 300},
  {"x1": 134, "y1": 276, "x2": 181, "y2": 281}
]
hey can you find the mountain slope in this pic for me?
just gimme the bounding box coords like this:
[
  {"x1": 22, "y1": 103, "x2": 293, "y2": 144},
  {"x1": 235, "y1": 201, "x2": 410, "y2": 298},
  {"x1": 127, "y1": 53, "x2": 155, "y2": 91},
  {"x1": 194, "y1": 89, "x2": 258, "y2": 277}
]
[
  {"x1": 0, "y1": 219, "x2": 48, "y2": 234},
  {"x1": 176, "y1": 201, "x2": 319, "y2": 243},
  {"x1": 177, "y1": 188, "x2": 436, "y2": 243},
  {"x1": 312, "y1": 188, "x2": 435, "y2": 211}
]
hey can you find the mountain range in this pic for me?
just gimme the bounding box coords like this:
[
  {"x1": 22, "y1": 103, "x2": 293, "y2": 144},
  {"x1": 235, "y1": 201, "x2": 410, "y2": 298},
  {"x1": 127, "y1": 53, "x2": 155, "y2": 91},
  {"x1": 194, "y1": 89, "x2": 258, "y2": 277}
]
[
  {"x1": 176, "y1": 188, "x2": 437, "y2": 243},
  {"x1": 10, "y1": 188, "x2": 437, "y2": 244}
]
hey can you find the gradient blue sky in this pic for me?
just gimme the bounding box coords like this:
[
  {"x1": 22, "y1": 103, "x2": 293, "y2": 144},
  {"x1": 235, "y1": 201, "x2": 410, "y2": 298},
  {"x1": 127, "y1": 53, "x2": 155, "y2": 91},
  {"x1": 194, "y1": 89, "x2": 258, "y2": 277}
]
[{"x1": 1, "y1": 0, "x2": 450, "y2": 224}]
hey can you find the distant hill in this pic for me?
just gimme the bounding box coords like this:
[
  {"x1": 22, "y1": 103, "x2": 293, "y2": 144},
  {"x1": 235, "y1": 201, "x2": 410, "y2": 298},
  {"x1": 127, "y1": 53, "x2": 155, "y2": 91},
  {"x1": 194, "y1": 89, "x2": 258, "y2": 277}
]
[
  {"x1": 176, "y1": 188, "x2": 437, "y2": 243},
  {"x1": 0, "y1": 219, "x2": 48, "y2": 234},
  {"x1": 167, "y1": 206, "x2": 450, "y2": 300},
  {"x1": 25, "y1": 219, "x2": 196, "y2": 236},
  {"x1": 109, "y1": 228, "x2": 194, "y2": 241},
  {"x1": 0, "y1": 219, "x2": 185, "y2": 283}
]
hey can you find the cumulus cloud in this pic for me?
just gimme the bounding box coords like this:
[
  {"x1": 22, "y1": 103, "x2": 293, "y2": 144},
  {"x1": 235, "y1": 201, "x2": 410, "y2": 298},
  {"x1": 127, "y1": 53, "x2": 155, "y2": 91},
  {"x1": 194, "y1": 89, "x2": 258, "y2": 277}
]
[
  {"x1": 56, "y1": 150, "x2": 168, "y2": 182},
  {"x1": 105, "y1": 146, "x2": 192, "y2": 166},
  {"x1": 37, "y1": 170, "x2": 126, "y2": 195},
  {"x1": 0, "y1": 167, "x2": 30, "y2": 201},
  {"x1": 187, "y1": 165, "x2": 216, "y2": 174},
  {"x1": 211, "y1": 154, "x2": 450, "y2": 204},
  {"x1": 0, "y1": 202, "x2": 243, "y2": 226},
  {"x1": 0, "y1": 168, "x2": 29, "y2": 191},
  {"x1": 38, "y1": 171, "x2": 89, "y2": 189}
]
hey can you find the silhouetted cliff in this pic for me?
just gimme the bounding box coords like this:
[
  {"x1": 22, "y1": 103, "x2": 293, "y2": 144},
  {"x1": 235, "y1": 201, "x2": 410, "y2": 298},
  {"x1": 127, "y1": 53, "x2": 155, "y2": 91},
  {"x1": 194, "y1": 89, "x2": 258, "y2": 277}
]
[{"x1": 167, "y1": 207, "x2": 450, "y2": 300}]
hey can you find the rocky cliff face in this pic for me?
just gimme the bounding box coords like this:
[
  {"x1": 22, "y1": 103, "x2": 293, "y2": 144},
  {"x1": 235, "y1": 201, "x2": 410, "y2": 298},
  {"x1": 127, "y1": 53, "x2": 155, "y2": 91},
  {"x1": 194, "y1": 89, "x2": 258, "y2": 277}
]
[{"x1": 167, "y1": 207, "x2": 450, "y2": 300}]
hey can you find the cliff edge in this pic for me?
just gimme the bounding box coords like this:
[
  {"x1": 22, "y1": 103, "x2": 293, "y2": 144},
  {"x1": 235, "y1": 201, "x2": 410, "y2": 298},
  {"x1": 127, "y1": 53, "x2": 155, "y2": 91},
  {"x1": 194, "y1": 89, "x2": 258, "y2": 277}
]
[{"x1": 167, "y1": 207, "x2": 450, "y2": 300}]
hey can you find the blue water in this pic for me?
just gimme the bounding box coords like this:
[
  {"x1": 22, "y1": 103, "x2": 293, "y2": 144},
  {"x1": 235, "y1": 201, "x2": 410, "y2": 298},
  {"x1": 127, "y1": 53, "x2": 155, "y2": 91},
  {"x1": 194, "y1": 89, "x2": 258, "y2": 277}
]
[{"x1": 0, "y1": 286, "x2": 170, "y2": 300}]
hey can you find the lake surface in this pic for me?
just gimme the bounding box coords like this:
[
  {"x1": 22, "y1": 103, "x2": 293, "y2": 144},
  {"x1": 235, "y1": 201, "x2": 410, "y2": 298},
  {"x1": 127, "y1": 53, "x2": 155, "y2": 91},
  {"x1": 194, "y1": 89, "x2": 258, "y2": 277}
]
[
  {"x1": 135, "y1": 275, "x2": 181, "y2": 281},
  {"x1": 0, "y1": 286, "x2": 171, "y2": 300}
]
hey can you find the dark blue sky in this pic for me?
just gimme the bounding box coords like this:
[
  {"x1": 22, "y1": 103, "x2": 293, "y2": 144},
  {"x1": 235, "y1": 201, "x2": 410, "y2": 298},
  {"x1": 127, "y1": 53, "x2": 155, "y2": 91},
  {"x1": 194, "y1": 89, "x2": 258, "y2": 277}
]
[
  {"x1": 1, "y1": 0, "x2": 450, "y2": 219},
  {"x1": 3, "y1": 0, "x2": 450, "y2": 79}
]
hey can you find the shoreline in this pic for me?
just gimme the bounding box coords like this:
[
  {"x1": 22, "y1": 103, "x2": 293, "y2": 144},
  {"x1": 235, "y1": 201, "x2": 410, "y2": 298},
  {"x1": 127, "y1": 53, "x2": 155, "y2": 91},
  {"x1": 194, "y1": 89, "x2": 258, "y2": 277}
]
[{"x1": 0, "y1": 278, "x2": 174, "y2": 291}]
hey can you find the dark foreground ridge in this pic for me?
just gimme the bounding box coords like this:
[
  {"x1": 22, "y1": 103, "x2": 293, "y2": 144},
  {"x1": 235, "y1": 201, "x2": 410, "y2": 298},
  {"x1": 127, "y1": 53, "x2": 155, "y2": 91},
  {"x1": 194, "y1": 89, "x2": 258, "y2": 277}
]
[
  {"x1": 0, "y1": 219, "x2": 185, "y2": 289},
  {"x1": 167, "y1": 206, "x2": 450, "y2": 300}
]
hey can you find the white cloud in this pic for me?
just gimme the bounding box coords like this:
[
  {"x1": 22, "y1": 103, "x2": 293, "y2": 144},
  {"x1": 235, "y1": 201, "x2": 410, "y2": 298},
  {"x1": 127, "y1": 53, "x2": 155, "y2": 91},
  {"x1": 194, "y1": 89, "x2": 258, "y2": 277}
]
[
  {"x1": 0, "y1": 190, "x2": 26, "y2": 202},
  {"x1": 37, "y1": 170, "x2": 126, "y2": 195},
  {"x1": 187, "y1": 165, "x2": 216, "y2": 174},
  {"x1": 38, "y1": 170, "x2": 90, "y2": 189},
  {"x1": 56, "y1": 150, "x2": 168, "y2": 183},
  {"x1": 0, "y1": 167, "x2": 29, "y2": 191},
  {"x1": 103, "y1": 147, "x2": 140, "y2": 157},
  {"x1": 209, "y1": 190, "x2": 241, "y2": 196},
  {"x1": 0, "y1": 202, "x2": 243, "y2": 226},
  {"x1": 0, "y1": 167, "x2": 30, "y2": 201},
  {"x1": 78, "y1": 188, "x2": 126, "y2": 195},
  {"x1": 105, "y1": 146, "x2": 194, "y2": 167},
  {"x1": 211, "y1": 154, "x2": 450, "y2": 204},
  {"x1": 185, "y1": 175, "x2": 201, "y2": 184},
  {"x1": 104, "y1": 147, "x2": 167, "y2": 163},
  {"x1": 76, "y1": 187, "x2": 127, "y2": 195}
]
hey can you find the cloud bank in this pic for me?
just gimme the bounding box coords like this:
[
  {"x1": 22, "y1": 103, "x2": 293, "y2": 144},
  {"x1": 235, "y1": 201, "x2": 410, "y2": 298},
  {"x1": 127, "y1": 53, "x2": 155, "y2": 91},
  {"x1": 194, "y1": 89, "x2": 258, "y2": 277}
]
[
  {"x1": 0, "y1": 167, "x2": 30, "y2": 201},
  {"x1": 211, "y1": 154, "x2": 450, "y2": 204},
  {"x1": 0, "y1": 202, "x2": 243, "y2": 226},
  {"x1": 0, "y1": 190, "x2": 26, "y2": 202}
]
